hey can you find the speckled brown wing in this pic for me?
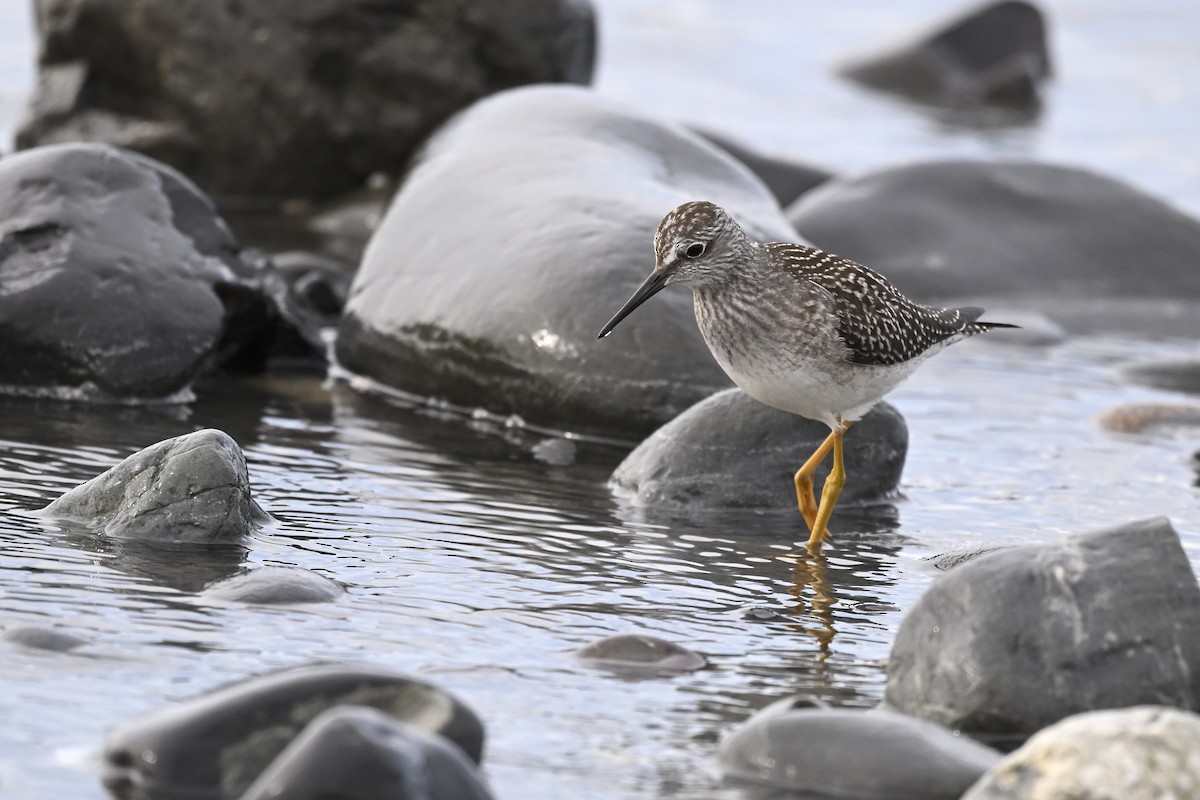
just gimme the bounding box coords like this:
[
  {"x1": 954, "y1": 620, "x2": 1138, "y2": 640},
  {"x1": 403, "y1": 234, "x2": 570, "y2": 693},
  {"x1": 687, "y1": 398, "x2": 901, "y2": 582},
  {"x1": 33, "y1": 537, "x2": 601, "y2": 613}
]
[{"x1": 766, "y1": 243, "x2": 988, "y2": 366}]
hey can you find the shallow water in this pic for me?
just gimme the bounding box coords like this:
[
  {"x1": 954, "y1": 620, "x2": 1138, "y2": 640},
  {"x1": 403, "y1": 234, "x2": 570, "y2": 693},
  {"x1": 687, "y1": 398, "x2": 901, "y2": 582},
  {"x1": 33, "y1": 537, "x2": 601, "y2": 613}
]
[{"x1": 2, "y1": 1, "x2": 1200, "y2": 799}]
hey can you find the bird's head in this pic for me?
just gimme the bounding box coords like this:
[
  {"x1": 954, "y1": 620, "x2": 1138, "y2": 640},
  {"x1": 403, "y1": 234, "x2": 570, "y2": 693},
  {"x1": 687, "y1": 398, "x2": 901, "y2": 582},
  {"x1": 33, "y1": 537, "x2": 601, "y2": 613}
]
[{"x1": 598, "y1": 201, "x2": 747, "y2": 339}]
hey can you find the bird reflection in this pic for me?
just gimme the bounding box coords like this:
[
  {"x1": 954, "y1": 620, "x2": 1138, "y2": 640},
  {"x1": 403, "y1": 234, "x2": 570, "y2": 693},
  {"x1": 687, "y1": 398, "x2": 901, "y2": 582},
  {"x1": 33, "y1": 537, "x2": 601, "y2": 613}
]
[{"x1": 789, "y1": 546, "x2": 837, "y2": 659}]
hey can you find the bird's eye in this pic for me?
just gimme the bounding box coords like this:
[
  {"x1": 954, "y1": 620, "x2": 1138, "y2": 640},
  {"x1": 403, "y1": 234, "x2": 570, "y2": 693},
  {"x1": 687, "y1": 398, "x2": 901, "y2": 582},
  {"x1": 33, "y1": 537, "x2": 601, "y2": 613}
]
[{"x1": 685, "y1": 243, "x2": 706, "y2": 259}]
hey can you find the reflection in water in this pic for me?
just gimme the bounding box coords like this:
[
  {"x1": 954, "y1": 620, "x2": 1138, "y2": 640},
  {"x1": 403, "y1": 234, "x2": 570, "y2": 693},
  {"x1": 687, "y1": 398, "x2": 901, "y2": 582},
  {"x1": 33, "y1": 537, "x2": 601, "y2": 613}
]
[{"x1": 790, "y1": 548, "x2": 836, "y2": 658}]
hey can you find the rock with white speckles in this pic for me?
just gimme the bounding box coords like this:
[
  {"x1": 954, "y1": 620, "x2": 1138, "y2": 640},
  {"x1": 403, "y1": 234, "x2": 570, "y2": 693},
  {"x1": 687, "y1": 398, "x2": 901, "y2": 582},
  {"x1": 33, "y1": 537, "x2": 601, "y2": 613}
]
[
  {"x1": 962, "y1": 706, "x2": 1200, "y2": 799},
  {"x1": 885, "y1": 517, "x2": 1200, "y2": 745},
  {"x1": 40, "y1": 429, "x2": 267, "y2": 543}
]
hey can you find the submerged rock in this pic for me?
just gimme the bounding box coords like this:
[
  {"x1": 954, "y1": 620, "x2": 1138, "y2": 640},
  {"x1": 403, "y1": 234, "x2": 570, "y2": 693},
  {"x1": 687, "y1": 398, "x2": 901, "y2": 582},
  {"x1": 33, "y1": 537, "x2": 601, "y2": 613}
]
[
  {"x1": 0, "y1": 143, "x2": 308, "y2": 400},
  {"x1": 611, "y1": 389, "x2": 906, "y2": 509},
  {"x1": 336, "y1": 85, "x2": 796, "y2": 439},
  {"x1": 240, "y1": 706, "x2": 495, "y2": 800},
  {"x1": 718, "y1": 696, "x2": 1000, "y2": 799},
  {"x1": 885, "y1": 518, "x2": 1200, "y2": 744},
  {"x1": 1097, "y1": 403, "x2": 1200, "y2": 434},
  {"x1": 18, "y1": 0, "x2": 596, "y2": 200},
  {"x1": 963, "y1": 706, "x2": 1200, "y2": 799},
  {"x1": 202, "y1": 567, "x2": 344, "y2": 604},
  {"x1": 573, "y1": 633, "x2": 706, "y2": 676},
  {"x1": 788, "y1": 160, "x2": 1200, "y2": 336},
  {"x1": 2, "y1": 625, "x2": 89, "y2": 652},
  {"x1": 40, "y1": 429, "x2": 266, "y2": 543},
  {"x1": 102, "y1": 663, "x2": 485, "y2": 800},
  {"x1": 840, "y1": 0, "x2": 1050, "y2": 118}
]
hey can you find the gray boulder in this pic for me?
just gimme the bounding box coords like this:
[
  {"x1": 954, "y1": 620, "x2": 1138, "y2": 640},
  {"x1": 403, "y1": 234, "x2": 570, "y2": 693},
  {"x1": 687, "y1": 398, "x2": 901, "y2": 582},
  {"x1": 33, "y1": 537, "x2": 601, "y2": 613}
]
[
  {"x1": 885, "y1": 518, "x2": 1200, "y2": 744},
  {"x1": 839, "y1": 0, "x2": 1050, "y2": 118},
  {"x1": 202, "y1": 567, "x2": 344, "y2": 604},
  {"x1": 718, "y1": 696, "x2": 1001, "y2": 799},
  {"x1": 102, "y1": 663, "x2": 485, "y2": 800},
  {"x1": 18, "y1": 0, "x2": 596, "y2": 200},
  {"x1": 788, "y1": 160, "x2": 1200, "y2": 336},
  {"x1": 611, "y1": 389, "x2": 906, "y2": 509},
  {"x1": 239, "y1": 706, "x2": 495, "y2": 800},
  {"x1": 963, "y1": 706, "x2": 1200, "y2": 799},
  {"x1": 336, "y1": 85, "x2": 797, "y2": 439},
  {"x1": 0, "y1": 143, "x2": 314, "y2": 401},
  {"x1": 39, "y1": 429, "x2": 266, "y2": 543}
]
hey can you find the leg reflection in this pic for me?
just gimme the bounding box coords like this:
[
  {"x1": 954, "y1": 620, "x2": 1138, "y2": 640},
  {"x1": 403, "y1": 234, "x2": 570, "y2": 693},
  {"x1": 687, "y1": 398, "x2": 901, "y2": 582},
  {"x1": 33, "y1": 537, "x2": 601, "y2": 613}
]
[{"x1": 790, "y1": 546, "x2": 837, "y2": 658}]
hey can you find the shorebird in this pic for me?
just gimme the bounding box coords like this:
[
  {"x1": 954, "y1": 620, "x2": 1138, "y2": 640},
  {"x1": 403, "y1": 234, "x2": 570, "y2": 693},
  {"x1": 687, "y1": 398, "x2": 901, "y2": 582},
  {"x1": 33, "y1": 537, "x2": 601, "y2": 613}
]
[{"x1": 598, "y1": 201, "x2": 1013, "y2": 549}]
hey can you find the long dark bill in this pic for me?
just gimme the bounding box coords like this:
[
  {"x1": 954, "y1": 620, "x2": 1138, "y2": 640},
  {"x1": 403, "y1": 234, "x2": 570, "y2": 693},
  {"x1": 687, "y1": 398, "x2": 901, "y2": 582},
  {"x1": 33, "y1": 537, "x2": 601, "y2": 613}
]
[{"x1": 597, "y1": 271, "x2": 670, "y2": 339}]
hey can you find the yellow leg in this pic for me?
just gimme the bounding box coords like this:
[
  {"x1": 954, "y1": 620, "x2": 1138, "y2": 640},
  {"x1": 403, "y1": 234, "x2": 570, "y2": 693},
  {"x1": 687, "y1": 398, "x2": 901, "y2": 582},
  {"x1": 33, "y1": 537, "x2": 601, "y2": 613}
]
[
  {"x1": 806, "y1": 425, "x2": 848, "y2": 550},
  {"x1": 793, "y1": 432, "x2": 837, "y2": 530}
]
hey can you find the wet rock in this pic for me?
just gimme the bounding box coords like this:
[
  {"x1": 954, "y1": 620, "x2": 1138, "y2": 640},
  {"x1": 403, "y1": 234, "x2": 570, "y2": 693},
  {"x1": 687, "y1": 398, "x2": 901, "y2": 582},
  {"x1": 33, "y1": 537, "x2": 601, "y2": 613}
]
[
  {"x1": 963, "y1": 706, "x2": 1200, "y2": 799},
  {"x1": 885, "y1": 518, "x2": 1200, "y2": 744},
  {"x1": 1098, "y1": 403, "x2": 1200, "y2": 434},
  {"x1": 273, "y1": 251, "x2": 355, "y2": 321},
  {"x1": 693, "y1": 128, "x2": 832, "y2": 207},
  {"x1": 530, "y1": 437, "x2": 577, "y2": 466},
  {"x1": 202, "y1": 567, "x2": 344, "y2": 604},
  {"x1": 718, "y1": 696, "x2": 1000, "y2": 799},
  {"x1": 1121, "y1": 358, "x2": 1200, "y2": 395},
  {"x1": 839, "y1": 0, "x2": 1050, "y2": 118},
  {"x1": 574, "y1": 633, "x2": 706, "y2": 676},
  {"x1": 2, "y1": 625, "x2": 88, "y2": 652},
  {"x1": 611, "y1": 389, "x2": 906, "y2": 509},
  {"x1": 0, "y1": 143, "x2": 311, "y2": 400},
  {"x1": 18, "y1": 0, "x2": 597, "y2": 201},
  {"x1": 40, "y1": 429, "x2": 266, "y2": 544},
  {"x1": 789, "y1": 160, "x2": 1200, "y2": 336},
  {"x1": 102, "y1": 663, "x2": 485, "y2": 800},
  {"x1": 239, "y1": 706, "x2": 495, "y2": 800},
  {"x1": 336, "y1": 85, "x2": 797, "y2": 439}
]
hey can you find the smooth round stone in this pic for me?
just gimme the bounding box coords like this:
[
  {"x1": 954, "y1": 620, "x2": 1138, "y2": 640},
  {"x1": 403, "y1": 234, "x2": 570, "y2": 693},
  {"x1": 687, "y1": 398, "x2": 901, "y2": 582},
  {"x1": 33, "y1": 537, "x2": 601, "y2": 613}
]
[
  {"x1": 1121, "y1": 358, "x2": 1200, "y2": 395},
  {"x1": 0, "y1": 143, "x2": 298, "y2": 400},
  {"x1": 39, "y1": 429, "x2": 266, "y2": 544},
  {"x1": 18, "y1": 0, "x2": 596, "y2": 200},
  {"x1": 2, "y1": 625, "x2": 88, "y2": 652},
  {"x1": 611, "y1": 389, "x2": 906, "y2": 509},
  {"x1": 885, "y1": 517, "x2": 1200, "y2": 744},
  {"x1": 839, "y1": 0, "x2": 1050, "y2": 117},
  {"x1": 963, "y1": 706, "x2": 1200, "y2": 799},
  {"x1": 102, "y1": 663, "x2": 485, "y2": 800},
  {"x1": 336, "y1": 84, "x2": 797, "y2": 440},
  {"x1": 573, "y1": 633, "x2": 706, "y2": 676},
  {"x1": 1097, "y1": 403, "x2": 1200, "y2": 434},
  {"x1": 718, "y1": 696, "x2": 1000, "y2": 800},
  {"x1": 240, "y1": 706, "x2": 495, "y2": 800},
  {"x1": 202, "y1": 567, "x2": 343, "y2": 604},
  {"x1": 789, "y1": 160, "x2": 1200, "y2": 336}
]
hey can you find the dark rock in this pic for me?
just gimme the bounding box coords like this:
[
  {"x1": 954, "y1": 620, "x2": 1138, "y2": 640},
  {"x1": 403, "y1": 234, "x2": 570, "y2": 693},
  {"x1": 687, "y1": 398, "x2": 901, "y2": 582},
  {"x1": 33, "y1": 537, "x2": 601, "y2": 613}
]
[
  {"x1": 335, "y1": 85, "x2": 797, "y2": 439},
  {"x1": 239, "y1": 706, "x2": 495, "y2": 800},
  {"x1": 273, "y1": 251, "x2": 355, "y2": 320},
  {"x1": 788, "y1": 160, "x2": 1200, "y2": 336},
  {"x1": 1121, "y1": 359, "x2": 1200, "y2": 395},
  {"x1": 574, "y1": 633, "x2": 706, "y2": 675},
  {"x1": 693, "y1": 128, "x2": 832, "y2": 207},
  {"x1": 611, "y1": 389, "x2": 906, "y2": 509},
  {"x1": 839, "y1": 0, "x2": 1050, "y2": 118},
  {"x1": 2, "y1": 625, "x2": 88, "y2": 652},
  {"x1": 202, "y1": 567, "x2": 344, "y2": 604},
  {"x1": 102, "y1": 663, "x2": 485, "y2": 800},
  {"x1": 39, "y1": 429, "x2": 266, "y2": 543},
  {"x1": 885, "y1": 518, "x2": 1200, "y2": 744},
  {"x1": 18, "y1": 0, "x2": 597, "y2": 201},
  {"x1": 0, "y1": 143, "x2": 316, "y2": 401},
  {"x1": 718, "y1": 696, "x2": 1000, "y2": 799},
  {"x1": 963, "y1": 706, "x2": 1200, "y2": 799}
]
